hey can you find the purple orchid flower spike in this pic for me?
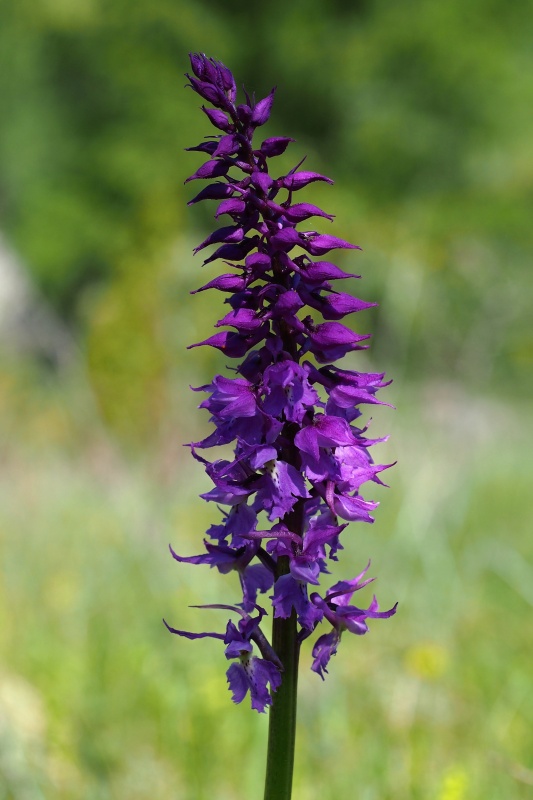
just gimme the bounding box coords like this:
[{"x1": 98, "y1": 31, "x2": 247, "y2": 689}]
[{"x1": 168, "y1": 50, "x2": 397, "y2": 799}]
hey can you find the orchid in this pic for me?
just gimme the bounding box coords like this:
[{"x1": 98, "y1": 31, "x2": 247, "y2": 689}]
[{"x1": 165, "y1": 53, "x2": 397, "y2": 800}]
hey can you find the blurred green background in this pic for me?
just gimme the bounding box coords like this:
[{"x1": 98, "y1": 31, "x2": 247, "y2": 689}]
[{"x1": 1, "y1": 1, "x2": 532, "y2": 798}]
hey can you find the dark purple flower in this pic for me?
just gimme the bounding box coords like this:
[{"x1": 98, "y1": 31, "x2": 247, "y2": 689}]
[
  {"x1": 165, "y1": 605, "x2": 282, "y2": 712},
  {"x1": 206, "y1": 501, "x2": 258, "y2": 546},
  {"x1": 166, "y1": 52, "x2": 396, "y2": 711},
  {"x1": 249, "y1": 447, "x2": 311, "y2": 521},
  {"x1": 260, "y1": 361, "x2": 319, "y2": 424},
  {"x1": 271, "y1": 573, "x2": 324, "y2": 630},
  {"x1": 169, "y1": 541, "x2": 274, "y2": 612},
  {"x1": 281, "y1": 171, "x2": 334, "y2": 190},
  {"x1": 224, "y1": 609, "x2": 282, "y2": 712},
  {"x1": 309, "y1": 564, "x2": 398, "y2": 678},
  {"x1": 307, "y1": 321, "x2": 371, "y2": 363}
]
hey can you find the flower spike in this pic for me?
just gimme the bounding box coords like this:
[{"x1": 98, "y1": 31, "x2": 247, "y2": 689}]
[{"x1": 166, "y1": 52, "x2": 396, "y2": 715}]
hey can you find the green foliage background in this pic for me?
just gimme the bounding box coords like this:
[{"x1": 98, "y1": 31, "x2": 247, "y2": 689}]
[{"x1": 0, "y1": 1, "x2": 532, "y2": 798}]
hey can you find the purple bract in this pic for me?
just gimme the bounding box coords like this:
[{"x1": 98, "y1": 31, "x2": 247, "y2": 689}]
[{"x1": 165, "y1": 53, "x2": 397, "y2": 712}]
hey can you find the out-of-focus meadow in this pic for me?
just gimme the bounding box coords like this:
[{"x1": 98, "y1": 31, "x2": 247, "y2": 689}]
[{"x1": 1, "y1": 1, "x2": 532, "y2": 798}]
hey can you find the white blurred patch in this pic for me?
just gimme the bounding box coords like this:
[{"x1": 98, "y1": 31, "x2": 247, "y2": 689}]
[{"x1": 0, "y1": 234, "x2": 74, "y2": 367}]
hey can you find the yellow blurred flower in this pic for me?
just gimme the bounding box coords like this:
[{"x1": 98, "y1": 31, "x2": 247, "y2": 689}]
[
  {"x1": 438, "y1": 766, "x2": 468, "y2": 800},
  {"x1": 404, "y1": 641, "x2": 449, "y2": 680}
]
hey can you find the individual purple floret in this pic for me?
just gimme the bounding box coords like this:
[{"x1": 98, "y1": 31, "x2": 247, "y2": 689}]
[
  {"x1": 165, "y1": 53, "x2": 396, "y2": 712},
  {"x1": 309, "y1": 562, "x2": 398, "y2": 678},
  {"x1": 164, "y1": 605, "x2": 282, "y2": 712}
]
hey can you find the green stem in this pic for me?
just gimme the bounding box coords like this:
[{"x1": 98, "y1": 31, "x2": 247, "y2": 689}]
[{"x1": 263, "y1": 556, "x2": 300, "y2": 800}]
